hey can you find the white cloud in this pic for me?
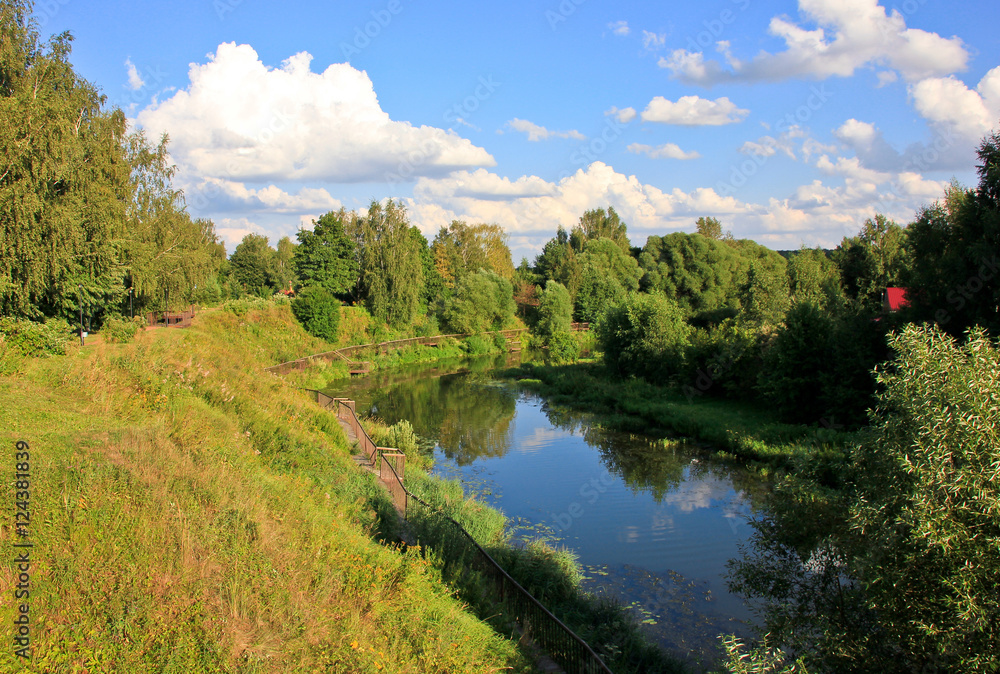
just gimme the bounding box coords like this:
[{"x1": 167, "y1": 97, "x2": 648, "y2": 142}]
[
  {"x1": 184, "y1": 177, "x2": 342, "y2": 214},
  {"x1": 136, "y1": 43, "x2": 494, "y2": 183},
  {"x1": 627, "y1": 142, "x2": 700, "y2": 160},
  {"x1": 659, "y1": 0, "x2": 969, "y2": 85},
  {"x1": 125, "y1": 58, "x2": 145, "y2": 91},
  {"x1": 640, "y1": 95, "x2": 749, "y2": 126},
  {"x1": 875, "y1": 70, "x2": 898, "y2": 87},
  {"x1": 642, "y1": 30, "x2": 667, "y2": 51},
  {"x1": 506, "y1": 118, "x2": 586, "y2": 141},
  {"x1": 605, "y1": 106, "x2": 637, "y2": 124},
  {"x1": 909, "y1": 67, "x2": 1000, "y2": 144},
  {"x1": 406, "y1": 162, "x2": 745, "y2": 245},
  {"x1": 740, "y1": 125, "x2": 807, "y2": 160},
  {"x1": 608, "y1": 20, "x2": 630, "y2": 36}
]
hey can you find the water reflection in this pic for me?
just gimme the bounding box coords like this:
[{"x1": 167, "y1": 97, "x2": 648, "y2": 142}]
[{"x1": 328, "y1": 358, "x2": 767, "y2": 664}]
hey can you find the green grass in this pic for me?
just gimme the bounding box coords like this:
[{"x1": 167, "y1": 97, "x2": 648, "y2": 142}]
[{"x1": 0, "y1": 302, "x2": 535, "y2": 673}]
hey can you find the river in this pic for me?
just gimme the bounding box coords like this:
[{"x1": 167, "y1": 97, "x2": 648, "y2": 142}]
[{"x1": 325, "y1": 355, "x2": 767, "y2": 667}]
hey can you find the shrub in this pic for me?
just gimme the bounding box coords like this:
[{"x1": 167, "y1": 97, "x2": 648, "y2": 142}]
[
  {"x1": 0, "y1": 317, "x2": 74, "y2": 356},
  {"x1": 222, "y1": 296, "x2": 270, "y2": 317},
  {"x1": 595, "y1": 292, "x2": 690, "y2": 382},
  {"x1": 101, "y1": 315, "x2": 143, "y2": 343},
  {"x1": 546, "y1": 331, "x2": 579, "y2": 364},
  {"x1": 290, "y1": 286, "x2": 341, "y2": 342}
]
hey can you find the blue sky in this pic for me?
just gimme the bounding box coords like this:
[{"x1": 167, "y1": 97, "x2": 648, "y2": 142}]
[{"x1": 38, "y1": 0, "x2": 1000, "y2": 262}]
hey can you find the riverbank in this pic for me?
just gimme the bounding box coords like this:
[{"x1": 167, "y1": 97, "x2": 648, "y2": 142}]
[
  {"x1": 0, "y1": 303, "x2": 537, "y2": 672},
  {"x1": 500, "y1": 361, "x2": 854, "y2": 482}
]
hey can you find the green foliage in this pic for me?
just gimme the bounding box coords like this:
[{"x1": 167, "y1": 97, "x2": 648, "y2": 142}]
[
  {"x1": 431, "y1": 220, "x2": 514, "y2": 288},
  {"x1": 0, "y1": 316, "x2": 73, "y2": 356},
  {"x1": 848, "y1": 325, "x2": 1000, "y2": 672},
  {"x1": 546, "y1": 331, "x2": 580, "y2": 364},
  {"x1": 292, "y1": 210, "x2": 357, "y2": 296},
  {"x1": 572, "y1": 205, "x2": 631, "y2": 254},
  {"x1": 695, "y1": 216, "x2": 723, "y2": 240},
  {"x1": 639, "y1": 232, "x2": 746, "y2": 315},
  {"x1": 719, "y1": 636, "x2": 806, "y2": 674},
  {"x1": 443, "y1": 270, "x2": 515, "y2": 334},
  {"x1": 100, "y1": 315, "x2": 142, "y2": 344},
  {"x1": 684, "y1": 319, "x2": 763, "y2": 401},
  {"x1": 787, "y1": 246, "x2": 843, "y2": 310},
  {"x1": 221, "y1": 295, "x2": 271, "y2": 317},
  {"x1": 739, "y1": 260, "x2": 790, "y2": 326},
  {"x1": 534, "y1": 227, "x2": 582, "y2": 297},
  {"x1": 905, "y1": 136, "x2": 1000, "y2": 336},
  {"x1": 535, "y1": 280, "x2": 573, "y2": 339},
  {"x1": 352, "y1": 199, "x2": 425, "y2": 328},
  {"x1": 574, "y1": 237, "x2": 642, "y2": 322},
  {"x1": 833, "y1": 214, "x2": 909, "y2": 313},
  {"x1": 228, "y1": 233, "x2": 278, "y2": 297},
  {"x1": 291, "y1": 285, "x2": 341, "y2": 342},
  {"x1": 595, "y1": 292, "x2": 691, "y2": 382},
  {"x1": 758, "y1": 302, "x2": 835, "y2": 423}
]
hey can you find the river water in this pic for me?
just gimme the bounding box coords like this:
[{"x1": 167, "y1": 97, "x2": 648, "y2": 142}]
[{"x1": 325, "y1": 355, "x2": 766, "y2": 666}]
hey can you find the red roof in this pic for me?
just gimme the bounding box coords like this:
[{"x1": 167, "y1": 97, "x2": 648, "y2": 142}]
[{"x1": 885, "y1": 287, "x2": 909, "y2": 311}]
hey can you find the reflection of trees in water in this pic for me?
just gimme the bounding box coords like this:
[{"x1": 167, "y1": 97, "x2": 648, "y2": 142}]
[
  {"x1": 332, "y1": 357, "x2": 517, "y2": 465},
  {"x1": 537, "y1": 395, "x2": 771, "y2": 507}
]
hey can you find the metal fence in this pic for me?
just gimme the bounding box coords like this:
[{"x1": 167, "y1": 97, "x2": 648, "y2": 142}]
[{"x1": 316, "y1": 394, "x2": 611, "y2": 673}]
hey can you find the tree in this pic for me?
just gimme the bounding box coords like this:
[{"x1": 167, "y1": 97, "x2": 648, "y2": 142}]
[
  {"x1": 353, "y1": 199, "x2": 425, "y2": 328},
  {"x1": 905, "y1": 134, "x2": 1000, "y2": 336},
  {"x1": 290, "y1": 285, "x2": 340, "y2": 342},
  {"x1": 229, "y1": 234, "x2": 277, "y2": 296},
  {"x1": 0, "y1": 4, "x2": 131, "y2": 321},
  {"x1": 534, "y1": 226, "x2": 583, "y2": 297},
  {"x1": 535, "y1": 280, "x2": 573, "y2": 339},
  {"x1": 430, "y1": 220, "x2": 514, "y2": 288},
  {"x1": 442, "y1": 270, "x2": 515, "y2": 334},
  {"x1": 848, "y1": 325, "x2": 1000, "y2": 672},
  {"x1": 695, "y1": 216, "x2": 723, "y2": 239},
  {"x1": 739, "y1": 260, "x2": 790, "y2": 326},
  {"x1": 571, "y1": 206, "x2": 631, "y2": 254},
  {"x1": 595, "y1": 292, "x2": 691, "y2": 382},
  {"x1": 787, "y1": 246, "x2": 843, "y2": 310},
  {"x1": 638, "y1": 233, "x2": 747, "y2": 316},
  {"x1": 833, "y1": 214, "x2": 909, "y2": 314},
  {"x1": 292, "y1": 210, "x2": 356, "y2": 296},
  {"x1": 574, "y1": 237, "x2": 642, "y2": 322}
]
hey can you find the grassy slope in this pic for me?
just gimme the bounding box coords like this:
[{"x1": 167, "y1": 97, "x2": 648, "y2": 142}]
[{"x1": 0, "y1": 305, "x2": 532, "y2": 673}]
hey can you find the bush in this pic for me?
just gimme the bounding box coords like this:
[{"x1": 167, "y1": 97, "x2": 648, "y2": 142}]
[
  {"x1": 546, "y1": 332, "x2": 579, "y2": 364},
  {"x1": 459, "y1": 335, "x2": 493, "y2": 355},
  {"x1": 290, "y1": 286, "x2": 341, "y2": 342},
  {"x1": 222, "y1": 296, "x2": 271, "y2": 317},
  {"x1": 443, "y1": 271, "x2": 515, "y2": 334},
  {"x1": 101, "y1": 315, "x2": 143, "y2": 343},
  {"x1": 0, "y1": 317, "x2": 74, "y2": 356},
  {"x1": 595, "y1": 292, "x2": 690, "y2": 382}
]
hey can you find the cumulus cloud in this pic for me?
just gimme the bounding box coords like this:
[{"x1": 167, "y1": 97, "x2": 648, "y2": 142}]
[
  {"x1": 506, "y1": 118, "x2": 586, "y2": 141},
  {"x1": 659, "y1": 0, "x2": 969, "y2": 85},
  {"x1": 640, "y1": 95, "x2": 749, "y2": 126},
  {"x1": 125, "y1": 58, "x2": 145, "y2": 91},
  {"x1": 406, "y1": 162, "x2": 745, "y2": 244},
  {"x1": 627, "y1": 142, "x2": 700, "y2": 160},
  {"x1": 834, "y1": 67, "x2": 1000, "y2": 175},
  {"x1": 608, "y1": 20, "x2": 630, "y2": 36},
  {"x1": 909, "y1": 66, "x2": 1000, "y2": 144},
  {"x1": 605, "y1": 106, "x2": 637, "y2": 124},
  {"x1": 183, "y1": 177, "x2": 342, "y2": 214},
  {"x1": 136, "y1": 43, "x2": 494, "y2": 183}
]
